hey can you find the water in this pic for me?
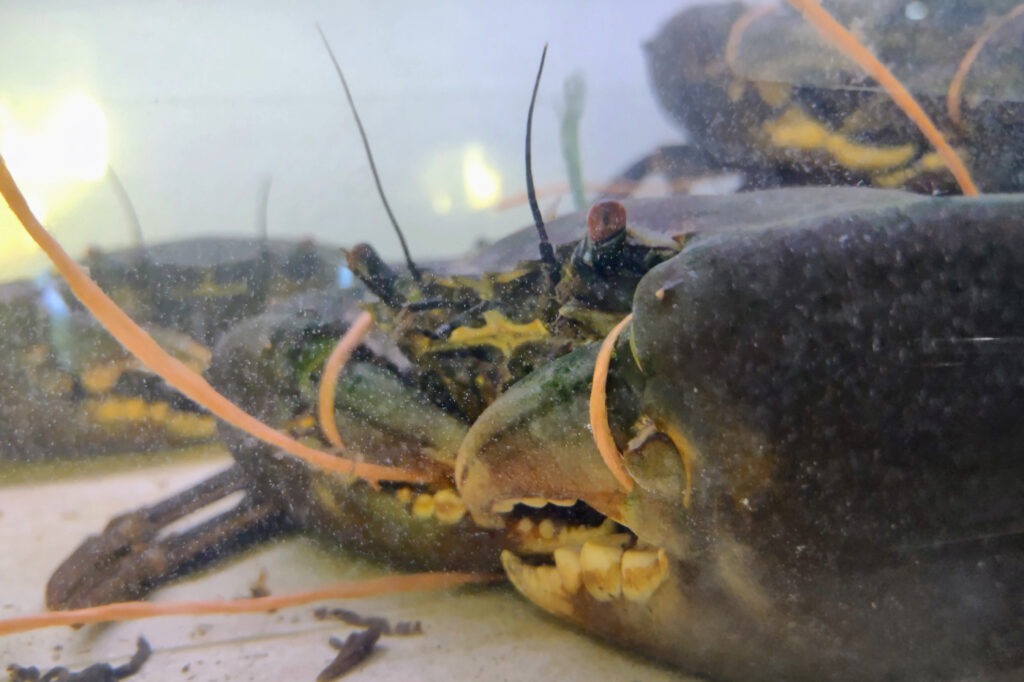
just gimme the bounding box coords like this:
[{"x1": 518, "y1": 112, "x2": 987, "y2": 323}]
[{"x1": 0, "y1": 0, "x2": 688, "y2": 278}]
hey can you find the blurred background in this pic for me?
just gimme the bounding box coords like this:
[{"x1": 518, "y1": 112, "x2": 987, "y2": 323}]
[{"x1": 0, "y1": 0, "x2": 693, "y2": 280}]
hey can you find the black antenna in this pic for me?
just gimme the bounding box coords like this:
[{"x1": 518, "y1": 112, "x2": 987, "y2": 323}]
[
  {"x1": 256, "y1": 174, "x2": 272, "y2": 241},
  {"x1": 316, "y1": 24, "x2": 422, "y2": 283},
  {"x1": 106, "y1": 166, "x2": 145, "y2": 249},
  {"x1": 526, "y1": 44, "x2": 557, "y2": 272}
]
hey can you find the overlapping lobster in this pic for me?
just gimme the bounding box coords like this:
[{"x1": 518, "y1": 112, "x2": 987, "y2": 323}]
[{"x1": 2, "y1": 2, "x2": 1023, "y2": 681}]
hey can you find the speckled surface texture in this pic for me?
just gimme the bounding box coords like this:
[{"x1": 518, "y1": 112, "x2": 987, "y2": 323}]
[{"x1": 0, "y1": 449, "x2": 695, "y2": 681}]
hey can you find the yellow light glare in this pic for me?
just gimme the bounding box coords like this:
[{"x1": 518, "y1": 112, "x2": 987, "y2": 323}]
[
  {"x1": 431, "y1": 193, "x2": 453, "y2": 215},
  {"x1": 0, "y1": 93, "x2": 109, "y2": 279},
  {"x1": 461, "y1": 145, "x2": 501, "y2": 210},
  {"x1": 25, "y1": 193, "x2": 47, "y2": 224},
  {"x1": 48, "y1": 93, "x2": 109, "y2": 181},
  {"x1": 0, "y1": 92, "x2": 109, "y2": 185},
  {"x1": 0, "y1": 197, "x2": 48, "y2": 273}
]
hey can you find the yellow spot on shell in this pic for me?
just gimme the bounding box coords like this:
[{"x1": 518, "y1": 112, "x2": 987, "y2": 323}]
[
  {"x1": 446, "y1": 310, "x2": 549, "y2": 357},
  {"x1": 79, "y1": 363, "x2": 126, "y2": 394},
  {"x1": 90, "y1": 397, "x2": 149, "y2": 422},
  {"x1": 754, "y1": 80, "x2": 790, "y2": 108},
  {"x1": 874, "y1": 151, "x2": 952, "y2": 188},
  {"x1": 164, "y1": 413, "x2": 216, "y2": 439},
  {"x1": 87, "y1": 397, "x2": 216, "y2": 440},
  {"x1": 763, "y1": 106, "x2": 915, "y2": 172},
  {"x1": 919, "y1": 151, "x2": 948, "y2": 172}
]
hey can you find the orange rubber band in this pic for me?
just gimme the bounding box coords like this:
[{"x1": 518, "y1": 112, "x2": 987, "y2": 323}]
[
  {"x1": 725, "y1": 3, "x2": 778, "y2": 73},
  {"x1": 0, "y1": 572, "x2": 496, "y2": 636},
  {"x1": 318, "y1": 311, "x2": 374, "y2": 450},
  {"x1": 947, "y1": 4, "x2": 1024, "y2": 128},
  {"x1": 589, "y1": 313, "x2": 635, "y2": 492},
  {"x1": 0, "y1": 154, "x2": 432, "y2": 486},
  {"x1": 786, "y1": 0, "x2": 979, "y2": 195}
]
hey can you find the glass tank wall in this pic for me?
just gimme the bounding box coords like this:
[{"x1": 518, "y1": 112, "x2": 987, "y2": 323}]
[{"x1": 0, "y1": 0, "x2": 685, "y2": 278}]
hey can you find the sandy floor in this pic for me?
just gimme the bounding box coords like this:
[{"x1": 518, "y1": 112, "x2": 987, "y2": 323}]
[{"x1": 0, "y1": 448, "x2": 695, "y2": 681}]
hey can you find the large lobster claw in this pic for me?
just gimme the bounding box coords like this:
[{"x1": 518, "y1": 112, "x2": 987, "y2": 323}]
[{"x1": 457, "y1": 192, "x2": 1024, "y2": 682}]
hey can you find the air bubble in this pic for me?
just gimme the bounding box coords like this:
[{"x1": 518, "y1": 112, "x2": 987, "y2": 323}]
[{"x1": 905, "y1": 2, "x2": 928, "y2": 21}]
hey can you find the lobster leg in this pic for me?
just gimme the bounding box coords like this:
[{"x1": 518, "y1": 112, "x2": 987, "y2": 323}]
[
  {"x1": 45, "y1": 465, "x2": 292, "y2": 610},
  {"x1": 599, "y1": 144, "x2": 721, "y2": 198}
]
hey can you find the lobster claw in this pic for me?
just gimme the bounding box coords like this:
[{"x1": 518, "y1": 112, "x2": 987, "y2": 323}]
[
  {"x1": 457, "y1": 194, "x2": 1024, "y2": 681},
  {"x1": 46, "y1": 465, "x2": 289, "y2": 610},
  {"x1": 455, "y1": 342, "x2": 703, "y2": 670},
  {"x1": 457, "y1": 345, "x2": 629, "y2": 528}
]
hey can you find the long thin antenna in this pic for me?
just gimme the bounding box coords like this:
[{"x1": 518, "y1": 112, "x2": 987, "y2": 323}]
[
  {"x1": 526, "y1": 44, "x2": 557, "y2": 272},
  {"x1": 316, "y1": 24, "x2": 422, "y2": 282},
  {"x1": 106, "y1": 166, "x2": 145, "y2": 249}
]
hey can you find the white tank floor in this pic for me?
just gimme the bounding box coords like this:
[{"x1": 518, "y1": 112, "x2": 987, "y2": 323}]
[{"x1": 0, "y1": 448, "x2": 696, "y2": 681}]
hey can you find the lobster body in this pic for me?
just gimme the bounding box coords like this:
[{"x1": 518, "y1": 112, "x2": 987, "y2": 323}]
[{"x1": 459, "y1": 189, "x2": 1024, "y2": 681}]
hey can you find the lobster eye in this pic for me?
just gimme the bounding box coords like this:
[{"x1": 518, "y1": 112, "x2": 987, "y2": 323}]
[{"x1": 586, "y1": 200, "x2": 628, "y2": 244}]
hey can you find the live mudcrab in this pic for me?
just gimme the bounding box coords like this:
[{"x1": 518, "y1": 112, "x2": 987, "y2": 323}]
[{"x1": 2, "y1": 2, "x2": 1024, "y2": 681}]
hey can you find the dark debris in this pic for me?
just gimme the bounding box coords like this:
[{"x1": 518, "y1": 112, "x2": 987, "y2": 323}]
[
  {"x1": 315, "y1": 627, "x2": 382, "y2": 682},
  {"x1": 311, "y1": 608, "x2": 424, "y2": 679},
  {"x1": 313, "y1": 607, "x2": 422, "y2": 636},
  {"x1": 248, "y1": 569, "x2": 270, "y2": 599},
  {"x1": 7, "y1": 639, "x2": 151, "y2": 682}
]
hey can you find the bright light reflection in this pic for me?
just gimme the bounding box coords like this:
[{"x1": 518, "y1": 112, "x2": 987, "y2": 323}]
[
  {"x1": 462, "y1": 145, "x2": 501, "y2": 210},
  {"x1": 431, "y1": 193, "x2": 453, "y2": 215},
  {"x1": 0, "y1": 93, "x2": 109, "y2": 184},
  {"x1": 0, "y1": 186, "x2": 50, "y2": 266},
  {"x1": 0, "y1": 92, "x2": 109, "y2": 278}
]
